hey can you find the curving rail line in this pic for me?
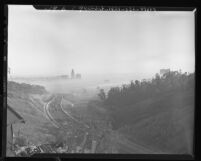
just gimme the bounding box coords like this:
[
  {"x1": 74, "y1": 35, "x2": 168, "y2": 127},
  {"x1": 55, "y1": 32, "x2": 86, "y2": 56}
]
[
  {"x1": 60, "y1": 96, "x2": 90, "y2": 129},
  {"x1": 44, "y1": 97, "x2": 60, "y2": 128}
]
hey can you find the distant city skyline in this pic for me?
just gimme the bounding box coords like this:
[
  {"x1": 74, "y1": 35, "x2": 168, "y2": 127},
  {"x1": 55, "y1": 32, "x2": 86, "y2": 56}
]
[{"x1": 8, "y1": 5, "x2": 195, "y2": 78}]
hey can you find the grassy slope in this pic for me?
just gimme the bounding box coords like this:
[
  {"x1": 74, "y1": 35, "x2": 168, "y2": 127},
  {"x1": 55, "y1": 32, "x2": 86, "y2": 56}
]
[
  {"x1": 113, "y1": 89, "x2": 194, "y2": 154},
  {"x1": 7, "y1": 81, "x2": 57, "y2": 145}
]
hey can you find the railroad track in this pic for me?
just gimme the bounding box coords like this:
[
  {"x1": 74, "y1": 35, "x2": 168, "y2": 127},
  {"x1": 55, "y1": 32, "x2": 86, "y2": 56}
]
[
  {"x1": 44, "y1": 95, "x2": 91, "y2": 151},
  {"x1": 60, "y1": 96, "x2": 90, "y2": 129},
  {"x1": 44, "y1": 96, "x2": 61, "y2": 128}
]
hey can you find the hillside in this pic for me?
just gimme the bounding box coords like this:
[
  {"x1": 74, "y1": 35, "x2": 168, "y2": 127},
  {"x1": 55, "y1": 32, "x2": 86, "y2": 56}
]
[
  {"x1": 113, "y1": 89, "x2": 194, "y2": 154},
  {"x1": 7, "y1": 71, "x2": 195, "y2": 155},
  {"x1": 98, "y1": 71, "x2": 195, "y2": 154},
  {"x1": 7, "y1": 81, "x2": 122, "y2": 155},
  {"x1": 8, "y1": 81, "x2": 47, "y2": 94},
  {"x1": 7, "y1": 81, "x2": 56, "y2": 145}
]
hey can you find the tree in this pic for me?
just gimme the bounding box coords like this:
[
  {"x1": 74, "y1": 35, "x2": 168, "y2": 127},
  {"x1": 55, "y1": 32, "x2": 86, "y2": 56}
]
[
  {"x1": 98, "y1": 89, "x2": 106, "y2": 101},
  {"x1": 135, "y1": 80, "x2": 140, "y2": 87}
]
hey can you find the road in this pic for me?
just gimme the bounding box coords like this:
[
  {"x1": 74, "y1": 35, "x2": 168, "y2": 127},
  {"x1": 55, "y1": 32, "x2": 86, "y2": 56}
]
[{"x1": 115, "y1": 134, "x2": 164, "y2": 154}]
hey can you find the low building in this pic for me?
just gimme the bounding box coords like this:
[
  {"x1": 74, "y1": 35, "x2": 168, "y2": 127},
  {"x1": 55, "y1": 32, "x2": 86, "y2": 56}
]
[
  {"x1": 7, "y1": 105, "x2": 25, "y2": 156},
  {"x1": 59, "y1": 75, "x2": 69, "y2": 79},
  {"x1": 160, "y1": 68, "x2": 170, "y2": 76},
  {"x1": 75, "y1": 74, "x2": 81, "y2": 79}
]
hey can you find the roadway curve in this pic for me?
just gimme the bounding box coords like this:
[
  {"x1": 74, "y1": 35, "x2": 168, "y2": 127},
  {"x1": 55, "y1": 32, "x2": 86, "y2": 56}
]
[{"x1": 115, "y1": 135, "x2": 164, "y2": 154}]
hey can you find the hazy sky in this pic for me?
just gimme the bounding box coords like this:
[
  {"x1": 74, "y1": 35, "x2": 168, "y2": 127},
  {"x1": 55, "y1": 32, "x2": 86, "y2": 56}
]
[{"x1": 8, "y1": 5, "x2": 195, "y2": 77}]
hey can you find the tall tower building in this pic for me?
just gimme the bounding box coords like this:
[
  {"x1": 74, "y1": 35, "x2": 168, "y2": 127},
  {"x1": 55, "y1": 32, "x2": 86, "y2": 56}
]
[{"x1": 71, "y1": 69, "x2": 75, "y2": 79}]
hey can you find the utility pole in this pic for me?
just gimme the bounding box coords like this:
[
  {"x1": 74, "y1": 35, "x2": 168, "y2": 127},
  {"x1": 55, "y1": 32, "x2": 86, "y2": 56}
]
[
  {"x1": 8, "y1": 67, "x2": 11, "y2": 78},
  {"x1": 8, "y1": 67, "x2": 11, "y2": 80},
  {"x1": 8, "y1": 67, "x2": 10, "y2": 74}
]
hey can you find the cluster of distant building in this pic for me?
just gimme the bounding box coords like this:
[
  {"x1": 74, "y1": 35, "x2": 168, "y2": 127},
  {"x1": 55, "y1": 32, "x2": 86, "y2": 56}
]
[
  {"x1": 7, "y1": 67, "x2": 82, "y2": 80},
  {"x1": 59, "y1": 69, "x2": 81, "y2": 80},
  {"x1": 70, "y1": 69, "x2": 81, "y2": 79}
]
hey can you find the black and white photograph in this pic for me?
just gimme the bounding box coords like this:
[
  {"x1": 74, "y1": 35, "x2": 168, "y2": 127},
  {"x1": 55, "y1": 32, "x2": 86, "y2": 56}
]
[{"x1": 6, "y1": 5, "x2": 195, "y2": 156}]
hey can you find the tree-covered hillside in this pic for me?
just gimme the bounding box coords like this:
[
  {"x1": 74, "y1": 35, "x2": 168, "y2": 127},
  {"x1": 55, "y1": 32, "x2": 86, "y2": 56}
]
[
  {"x1": 100, "y1": 71, "x2": 194, "y2": 107},
  {"x1": 98, "y1": 71, "x2": 194, "y2": 154}
]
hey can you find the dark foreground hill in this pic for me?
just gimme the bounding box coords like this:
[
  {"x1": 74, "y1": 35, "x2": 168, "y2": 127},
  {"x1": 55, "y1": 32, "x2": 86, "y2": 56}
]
[
  {"x1": 111, "y1": 89, "x2": 194, "y2": 154},
  {"x1": 98, "y1": 71, "x2": 195, "y2": 154}
]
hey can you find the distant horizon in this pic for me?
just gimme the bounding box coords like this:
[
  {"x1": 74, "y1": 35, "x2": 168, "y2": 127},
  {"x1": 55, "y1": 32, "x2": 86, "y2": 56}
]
[{"x1": 9, "y1": 68, "x2": 194, "y2": 79}]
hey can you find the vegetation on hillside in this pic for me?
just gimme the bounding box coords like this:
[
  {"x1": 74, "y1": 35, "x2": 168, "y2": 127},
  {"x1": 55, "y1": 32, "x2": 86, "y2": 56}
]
[
  {"x1": 98, "y1": 70, "x2": 194, "y2": 108},
  {"x1": 8, "y1": 81, "x2": 47, "y2": 94},
  {"x1": 97, "y1": 70, "x2": 194, "y2": 154}
]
